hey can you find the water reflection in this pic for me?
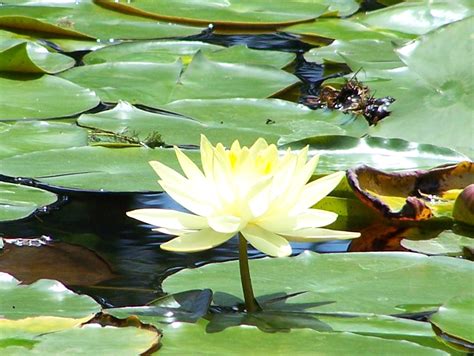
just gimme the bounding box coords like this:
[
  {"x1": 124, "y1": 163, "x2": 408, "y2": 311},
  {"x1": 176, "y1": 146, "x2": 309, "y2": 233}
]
[{"x1": 0, "y1": 192, "x2": 350, "y2": 307}]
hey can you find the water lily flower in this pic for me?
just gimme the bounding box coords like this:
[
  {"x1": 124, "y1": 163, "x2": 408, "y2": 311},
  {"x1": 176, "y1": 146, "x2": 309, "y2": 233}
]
[{"x1": 127, "y1": 135, "x2": 360, "y2": 257}]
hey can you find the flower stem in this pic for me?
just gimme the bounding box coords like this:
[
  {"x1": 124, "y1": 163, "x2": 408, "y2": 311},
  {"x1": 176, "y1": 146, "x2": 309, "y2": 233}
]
[{"x1": 238, "y1": 233, "x2": 260, "y2": 313}]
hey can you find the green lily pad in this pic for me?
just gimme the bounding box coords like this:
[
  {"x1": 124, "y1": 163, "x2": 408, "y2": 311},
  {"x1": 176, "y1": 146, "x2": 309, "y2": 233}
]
[
  {"x1": 0, "y1": 272, "x2": 100, "y2": 319},
  {"x1": 281, "y1": 136, "x2": 468, "y2": 173},
  {"x1": 83, "y1": 41, "x2": 295, "y2": 69},
  {"x1": 0, "y1": 321, "x2": 159, "y2": 355},
  {"x1": 362, "y1": 17, "x2": 474, "y2": 157},
  {"x1": 78, "y1": 101, "x2": 359, "y2": 147},
  {"x1": 354, "y1": 1, "x2": 473, "y2": 36},
  {"x1": 163, "y1": 251, "x2": 474, "y2": 315},
  {"x1": 0, "y1": 146, "x2": 200, "y2": 193},
  {"x1": 0, "y1": 73, "x2": 100, "y2": 121},
  {"x1": 430, "y1": 295, "x2": 474, "y2": 345},
  {"x1": 60, "y1": 53, "x2": 299, "y2": 107},
  {"x1": 155, "y1": 319, "x2": 445, "y2": 355},
  {"x1": 96, "y1": 0, "x2": 336, "y2": 27},
  {"x1": 284, "y1": 18, "x2": 413, "y2": 41},
  {"x1": 304, "y1": 39, "x2": 404, "y2": 70},
  {"x1": 0, "y1": 39, "x2": 74, "y2": 73},
  {"x1": 0, "y1": 1, "x2": 202, "y2": 40},
  {"x1": 0, "y1": 121, "x2": 88, "y2": 159},
  {"x1": 402, "y1": 230, "x2": 474, "y2": 256},
  {"x1": 0, "y1": 182, "x2": 57, "y2": 222}
]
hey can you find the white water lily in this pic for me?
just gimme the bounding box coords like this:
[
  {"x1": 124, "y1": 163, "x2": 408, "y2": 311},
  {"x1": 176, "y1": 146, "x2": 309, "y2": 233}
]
[{"x1": 127, "y1": 135, "x2": 360, "y2": 257}]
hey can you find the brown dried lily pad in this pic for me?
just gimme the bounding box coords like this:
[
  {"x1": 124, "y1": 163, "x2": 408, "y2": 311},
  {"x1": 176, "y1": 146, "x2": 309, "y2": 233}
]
[{"x1": 347, "y1": 161, "x2": 474, "y2": 221}]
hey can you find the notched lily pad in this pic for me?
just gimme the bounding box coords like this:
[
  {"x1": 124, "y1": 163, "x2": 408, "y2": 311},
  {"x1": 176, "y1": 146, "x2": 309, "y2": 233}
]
[{"x1": 347, "y1": 161, "x2": 474, "y2": 221}]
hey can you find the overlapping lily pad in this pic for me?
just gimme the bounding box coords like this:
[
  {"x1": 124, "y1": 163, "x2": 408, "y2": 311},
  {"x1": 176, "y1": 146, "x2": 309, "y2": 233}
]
[
  {"x1": 0, "y1": 39, "x2": 74, "y2": 73},
  {"x1": 0, "y1": 146, "x2": 200, "y2": 193},
  {"x1": 163, "y1": 251, "x2": 474, "y2": 315},
  {"x1": 0, "y1": 1, "x2": 202, "y2": 39},
  {"x1": 357, "y1": 17, "x2": 474, "y2": 157},
  {"x1": 401, "y1": 230, "x2": 474, "y2": 256},
  {"x1": 77, "y1": 101, "x2": 360, "y2": 147},
  {"x1": 154, "y1": 319, "x2": 444, "y2": 355},
  {"x1": 0, "y1": 272, "x2": 100, "y2": 319},
  {"x1": 60, "y1": 53, "x2": 299, "y2": 107},
  {"x1": 0, "y1": 182, "x2": 57, "y2": 222},
  {"x1": 83, "y1": 41, "x2": 295, "y2": 69},
  {"x1": 0, "y1": 74, "x2": 100, "y2": 120},
  {"x1": 96, "y1": 0, "x2": 347, "y2": 27},
  {"x1": 0, "y1": 121, "x2": 88, "y2": 159}
]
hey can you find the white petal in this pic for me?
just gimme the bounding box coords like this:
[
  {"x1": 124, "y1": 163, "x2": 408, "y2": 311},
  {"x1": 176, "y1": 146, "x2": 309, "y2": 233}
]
[
  {"x1": 160, "y1": 229, "x2": 234, "y2": 252},
  {"x1": 126, "y1": 209, "x2": 208, "y2": 230},
  {"x1": 292, "y1": 171, "x2": 345, "y2": 212},
  {"x1": 241, "y1": 224, "x2": 292, "y2": 257},
  {"x1": 160, "y1": 180, "x2": 214, "y2": 216},
  {"x1": 207, "y1": 215, "x2": 243, "y2": 233},
  {"x1": 282, "y1": 228, "x2": 360, "y2": 242},
  {"x1": 257, "y1": 209, "x2": 338, "y2": 233},
  {"x1": 246, "y1": 175, "x2": 273, "y2": 218},
  {"x1": 174, "y1": 146, "x2": 205, "y2": 181},
  {"x1": 149, "y1": 160, "x2": 187, "y2": 185},
  {"x1": 200, "y1": 135, "x2": 214, "y2": 178},
  {"x1": 153, "y1": 227, "x2": 197, "y2": 235}
]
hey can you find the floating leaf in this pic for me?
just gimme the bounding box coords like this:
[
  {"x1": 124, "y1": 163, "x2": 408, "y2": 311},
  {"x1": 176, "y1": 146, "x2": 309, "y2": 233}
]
[
  {"x1": 0, "y1": 121, "x2": 88, "y2": 159},
  {"x1": 0, "y1": 1, "x2": 202, "y2": 39},
  {"x1": 430, "y1": 295, "x2": 474, "y2": 347},
  {"x1": 401, "y1": 230, "x2": 474, "y2": 256},
  {"x1": 0, "y1": 272, "x2": 100, "y2": 319},
  {"x1": 83, "y1": 41, "x2": 295, "y2": 69},
  {"x1": 0, "y1": 146, "x2": 200, "y2": 193},
  {"x1": 96, "y1": 0, "x2": 332, "y2": 27},
  {"x1": 0, "y1": 182, "x2": 57, "y2": 222},
  {"x1": 0, "y1": 74, "x2": 100, "y2": 121},
  {"x1": 347, "y1": 161, "x2": 473, "y2": 221},
  {"x1": 0, "y1": 39, "x2": 74, "y2": 73}
]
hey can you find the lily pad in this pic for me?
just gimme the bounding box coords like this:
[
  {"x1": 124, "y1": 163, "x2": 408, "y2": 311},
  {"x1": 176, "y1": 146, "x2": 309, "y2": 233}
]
[
  {"x1": 281, "y1": 136, "x2": 468, "y2": 174},
  {"x1": 154, "y1": 319, "x2": 444, "y2": 355},
  {"x1": 0, "y1": 182, "x2": 57, "y2": 222},
  {"x1": 0, "y1": 1, "x2": 202, "y2": 40},
  {"x1": 96, "y1": 0, "x2": 335, "y2": 27},
  {"x1": 0, "y1": 121, "x2": 88, "y2": 159},
  {"x1": 77, "y1": 101, "x2": 357, "y2": 147},
  {"x1": 163, "y1": 251, "x2": 474, "y2": 315},
  {"x1": 430, "y1": 295, "x2": 474, "y2": 345},
  {"x1": 0, "y1": 146, "x2": 200, "y2": 193},
  {"x1": 304, "y1": 39, "x2": 404, "y2": 70},
  {"x1": 83, "y1": 41, "x2": 295, "y2": 69},
  {"x1": 0, "y1": 272, "x2": 100, "y2": 319},
  {"x1": 0, "y1": 73, "x2": 100, "y2": 121},
  {"x1": 60, "y1": 53, "x2": 299, "y2": 107},
  {"x1": 401, "y1": 230, "x2": 474, "y2": 256},
  {"x1": 0, "y1": 39, "x2": 74, "y2": 73},
  {"x1": 357, "y1": 17, "x2": 474, "y2": 157}
]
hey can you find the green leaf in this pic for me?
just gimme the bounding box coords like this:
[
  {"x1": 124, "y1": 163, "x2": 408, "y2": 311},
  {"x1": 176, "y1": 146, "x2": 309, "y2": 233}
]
[
  {"x1": 0, "y1": 74, "x2": 100, "y2": 121},
  {"x1": 77, "y1": 101, "x2": 356, "y2": 147},
  {"x1": 0, "y1": 182, "x2": 57, "y2": 222},
  {"x1": 60, "y1": 54, "x2": 299, "y2": 107},
  {"x1": 163, "y1": 251, "x2": 474, "y2": 315},
  {"x1": 83, "y1": 41, "x2": 295, "y2": 69},
  {"x1": 95, "y1": 0, "x2": 333, "y2": 26},
  {"x1": 0, "y1": 272, "x2": 100, "y2": 319},
  {"x1": 0, "y1": 1, "x2": 202, "y2": 40},
  {"x1": 304, "y1": 39, "x2": 404, "y2": 70},
  {"x1": 358, "y1": 17, "x2": 474, "y2": 157},
  {"x1": 0, "y1": 121, "x2": 88, "y2": 159},
  {"x1": 0, "y1": 40, "x2": 74, "y2": 73},
  {"x1": 281, "y1": 136, "x2": 468, "y2": 173},
  {"x1": 430, "y1": 295, "x2": 474, "y2": 345},
  {"x1": 401, "y1": 230, "x2": 474, "y2": 256},
  {"x1": 155, "y1": 319, "x2": 445, "y2": 355},
  {"x1": 0, "y1": 146, "x2": 199, "y2": 193}
]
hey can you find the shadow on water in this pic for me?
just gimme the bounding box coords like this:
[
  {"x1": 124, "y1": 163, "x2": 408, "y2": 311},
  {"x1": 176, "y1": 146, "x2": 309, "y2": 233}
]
[{"x1": 0, "y1": 193, "x2": 351, "y2": 307}]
